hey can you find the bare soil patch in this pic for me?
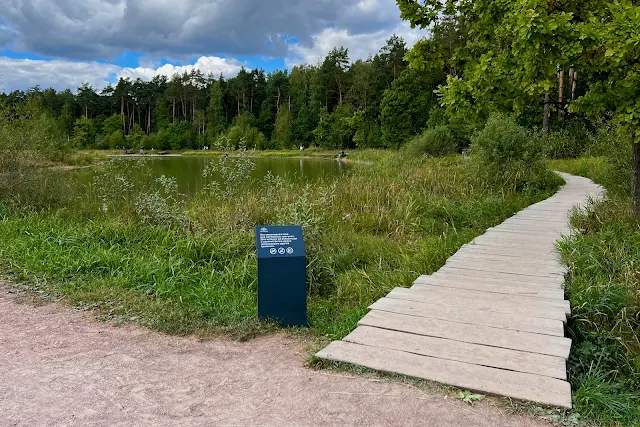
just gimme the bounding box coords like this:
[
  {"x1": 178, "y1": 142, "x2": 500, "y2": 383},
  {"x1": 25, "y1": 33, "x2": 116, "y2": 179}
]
[{"x1": 0, "y1": 284, "x2": 552, "y2": 427}]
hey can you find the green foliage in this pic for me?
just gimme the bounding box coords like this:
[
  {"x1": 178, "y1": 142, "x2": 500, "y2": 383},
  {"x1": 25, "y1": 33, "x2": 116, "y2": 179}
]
[
  {"x1": 550, "y1": 127, "x2": 633, "y2": 197},
  {"x1": 206, "y1": 79, "x2": 226, "y2": 140},
  {"x1": 0, "y1": 103, "x2": 75, "y2": 207},
  {"x1": 453, "y1": 391, "x2": 484, "y2": 405},
  {"x1": 202, "y1": 144, "x2": 256, "y2": 198},
  {"x1": 222, "y1": 113, "x2": 267, "y2": 150},
  {"x1": 72, "y1": 116, "x2": 96, "y2": 148},
  {"x1": 402, "y1": 126, "x2": 457, "y2": 158},
  {"x1": 102, "y1": 113, "x2": 123, "y2": 136},
  {"x1": 126, "y1": 123, "x2": 145, "y2": 148},
  {"x1": 380, "y1": 67, "x2": 443, "y2": 148},
  {"x1": 157, "y1": 121, "x2": 194, "y2": 150},
  {"x1": 472, "y1": 115, "x2": 559, "y2": 193},
  {"x1": 274, "y1": 108, "x2": 293, "y2": 148}
]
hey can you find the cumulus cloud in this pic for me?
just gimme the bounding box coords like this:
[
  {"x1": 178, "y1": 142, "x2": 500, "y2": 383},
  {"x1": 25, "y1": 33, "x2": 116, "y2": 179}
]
[
  {"x1": 0, "y1": 55, "x2": 243, "y2": 91},
  {"x1": 118, "y1": 56, "x2": 243, "y2": 81},
  {"x1": 1, "y1": 0, "x2": 397, "y2": 60},
  {"x1": 0, "y1": 57, "x2": 120, "y2": 92},
  {"x1": 285, "y1": 22, "x2": 422, "y2": 68}
]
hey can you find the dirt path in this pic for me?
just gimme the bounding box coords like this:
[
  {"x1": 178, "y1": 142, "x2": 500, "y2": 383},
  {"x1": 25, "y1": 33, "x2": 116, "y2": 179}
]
[{"x1": 0, "y1": 285, "x2": 552, "y2": 427}]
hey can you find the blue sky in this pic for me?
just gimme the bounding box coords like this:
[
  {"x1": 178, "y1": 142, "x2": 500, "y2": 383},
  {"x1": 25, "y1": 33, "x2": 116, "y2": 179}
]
[{"x1": 0, "y1": 0, "x2": 421, "y2": 92}]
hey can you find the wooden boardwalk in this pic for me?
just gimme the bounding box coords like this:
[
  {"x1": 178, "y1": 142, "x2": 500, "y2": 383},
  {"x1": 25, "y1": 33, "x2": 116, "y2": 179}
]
[{"x1": 316, "y1": 173, "x2": 603, "y2": 409}]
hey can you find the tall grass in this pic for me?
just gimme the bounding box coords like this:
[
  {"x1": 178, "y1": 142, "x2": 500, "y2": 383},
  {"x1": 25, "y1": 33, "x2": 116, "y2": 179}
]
[
  {"x1": 551, "y1": 158, "x2": 640, "y2": 426},
  {"x1": 0, "y1": 150, "x2": 559, "y2": 341}
]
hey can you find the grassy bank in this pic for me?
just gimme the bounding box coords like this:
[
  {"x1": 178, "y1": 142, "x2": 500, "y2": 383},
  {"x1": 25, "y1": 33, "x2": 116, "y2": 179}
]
[
  {"x1": 550, "y1": 158, "x2": 640, "y2": 426},
  {"x1": 181, "y1": 148, "x2": 346, "y2": 160},
  {"x1": 0, "y1": 151, "x2": 560, "y2": 341}
]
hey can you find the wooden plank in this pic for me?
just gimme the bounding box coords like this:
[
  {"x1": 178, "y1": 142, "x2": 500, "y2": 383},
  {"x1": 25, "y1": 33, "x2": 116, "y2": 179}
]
[
  {"x1": 482, "y1": 231, "x2": 563, "y2": 240},
  {"x1": 503, "y1": 217, "x2": 568, "y2": 224},
  {"x1": 470, "y1": 238, "x2": 558, "y2": 250},
  {"x1": 359, "y1": 310, "x2": 572, "y2": 359},
  {"x1": 409, "y1": 283, "x2": 570, "y2": 314},
  {"x1": 442, "y1": 263, "x2": 566, "y2": 279},
  {"x1": 369, "y1": 297, "x2": 565, "y2": 336},
  {"x1": 458, "y1": 244, "x2": 559, "y2": 259},
  {"x1": 387, "y1": 287, "x2": 567, "y2": 322},
  {"x1": 448, "y1": 253, "x2": 565, "y2": 268},
  {"x1": 426, "y1": 271, "x2": 563, "y2": 289},
  {"x1": 465, "y1": 242, "x2": 559, "y2": 256},
  {"x1": 316, "y1": 341, "x2": 572, "y2": 409},
  {"x1": 444, "y1": 259, "x2": 566, "y2": 276},
  {"x1": 486, "y1": 228, "x2": 563, "y2": 237},
  {"x1": 413, "y1": 276, "x2": 565, "y2": 299},
  {"x1": 435, "y1": 267, "x2": 564, "y2": 286},
  {"x1": 485, "y1": 228, "x2": 569, "y2": 236},
  {"x1": 344, "y1": 326, "x2": 567, "y2": 379}
]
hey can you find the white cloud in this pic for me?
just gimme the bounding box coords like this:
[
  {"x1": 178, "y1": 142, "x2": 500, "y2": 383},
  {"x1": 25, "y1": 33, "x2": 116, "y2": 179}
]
[
  {"x1": 118, "y1": 56, "x2": 243, "y2": 81},
  {"x1": 0, "y1": 56, "x2": 243, "y2": 92},
  {"x1": 285, "y1": 22, "x2": 423, "y2": 69},
  {"x1": 0, "y1": 57, "x2": 120, "y2": 92}
]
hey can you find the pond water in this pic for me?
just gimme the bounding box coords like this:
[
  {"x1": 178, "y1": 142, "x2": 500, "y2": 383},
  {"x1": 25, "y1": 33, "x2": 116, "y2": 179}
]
[{"x1": 80, "y1": 156, "x2": 350, "y2": 196}]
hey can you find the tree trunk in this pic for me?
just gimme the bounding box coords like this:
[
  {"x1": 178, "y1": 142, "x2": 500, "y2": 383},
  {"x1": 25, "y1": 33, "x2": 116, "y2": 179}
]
[
  {"x1": 172, "y1": 99, "x2": 176, "y2": 123},
  {"x1": 277, "y1": 87, "x2": 281, "y2": 113},
  {"x1": 633, "y1": 138, "x2": 640, "y2": 217},
  {"x1": 126, "y1": 102, "x2": 131, "y2": 133},
  {"x1": 121, "y1": 95, "x2": 125, "y2": 134},
  {"x1": 572, "y1": 71, "x2": 578, "y2": 101},
  {"x1": 147, "y1": 106, "x2": 151, "y2": 135},
  {"x1": 558, "y1": 70, "x2": 564, "y2": 117},
  {"x1": 569, "y1": 68, "x2": 574, "y2": 101},
  {"x1": 543, "y1": 93, "x2": 550, "y2": 132},
  {"x1": 85, "y1": 104, "x2": 88, "y2": 119}
]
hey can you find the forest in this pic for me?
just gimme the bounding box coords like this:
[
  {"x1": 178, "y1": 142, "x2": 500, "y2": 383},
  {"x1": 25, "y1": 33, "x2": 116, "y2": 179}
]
[{"x1": 0, "y1": 35, "x2": 432, "y2": 151}]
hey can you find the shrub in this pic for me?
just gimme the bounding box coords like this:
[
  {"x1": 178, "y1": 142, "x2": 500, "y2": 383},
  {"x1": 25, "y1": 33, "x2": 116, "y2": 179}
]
[
  {"x1": 472, "y1": 114, "x2": 558, "y2": 192},
  {"x1": 545, "y1": 128, "x2": 588, "y2": 159},
  {"x1": 402, "y1": 126, "x2": 457, "y2": 157}
]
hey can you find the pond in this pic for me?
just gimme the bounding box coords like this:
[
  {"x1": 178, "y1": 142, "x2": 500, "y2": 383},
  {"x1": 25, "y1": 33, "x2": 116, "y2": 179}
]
[{"x1": 80, "y1": 156, "x2": 351, "y2": 196}]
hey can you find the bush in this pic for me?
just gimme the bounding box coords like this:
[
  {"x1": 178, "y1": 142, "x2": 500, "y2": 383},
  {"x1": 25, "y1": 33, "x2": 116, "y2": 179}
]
[
  {"x1": 544, "y1": 118, "x2": 592, "y2": 159},
  {"x1": 402, "y1": 126, "x2": 457, "y2": 157},
  {"x1": 472, "y1": 114, "x2": 558, "y2": 192},
  {"x1": 545, "y1": 128, "x2": 588, "y2": 159}
]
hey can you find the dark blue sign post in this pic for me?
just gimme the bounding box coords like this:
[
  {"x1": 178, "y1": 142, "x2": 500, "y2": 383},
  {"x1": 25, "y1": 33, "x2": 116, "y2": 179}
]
[{"x1": 255, "y1": 225, "x2": 307, "y2": 327}]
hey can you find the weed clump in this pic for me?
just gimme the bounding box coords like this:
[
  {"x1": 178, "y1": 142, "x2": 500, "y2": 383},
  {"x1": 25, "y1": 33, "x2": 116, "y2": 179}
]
[
  {"x1": 402, "y1": 126, "x2": 457, "y2": 157},
  {"x1": 471, "y1": 115, "x2": 561, "y2": 193}
]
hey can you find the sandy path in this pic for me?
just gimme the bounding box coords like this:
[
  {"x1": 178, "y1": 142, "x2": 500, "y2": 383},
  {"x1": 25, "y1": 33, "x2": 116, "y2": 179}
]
[{"x1": 0, "y1": 286, "x2": 552, "y2": 427}]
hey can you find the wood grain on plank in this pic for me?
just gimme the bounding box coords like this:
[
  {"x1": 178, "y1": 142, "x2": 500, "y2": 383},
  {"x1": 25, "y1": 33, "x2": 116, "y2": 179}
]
[
  {"x1": 412, "y1": 277, "x2": 565, "y2": 299},
  {"x1": 359, "y1": 310, "x2": 571, "y2": 359},
  {"x1": 409, "y1": 283, "x2": 570, "y2": 314},
  {"x1": 316, "y1": 341, "x2": 572, "y2": 409},
  {"x1": 387, "y1": 287, "x2": 567, "y2": 322},
  {"x1": 369, "y1": 297, "x2": 565, "y2": 336},
  {"x1": 344, "y1": 326, "x2": 567, "y2": 379}
]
